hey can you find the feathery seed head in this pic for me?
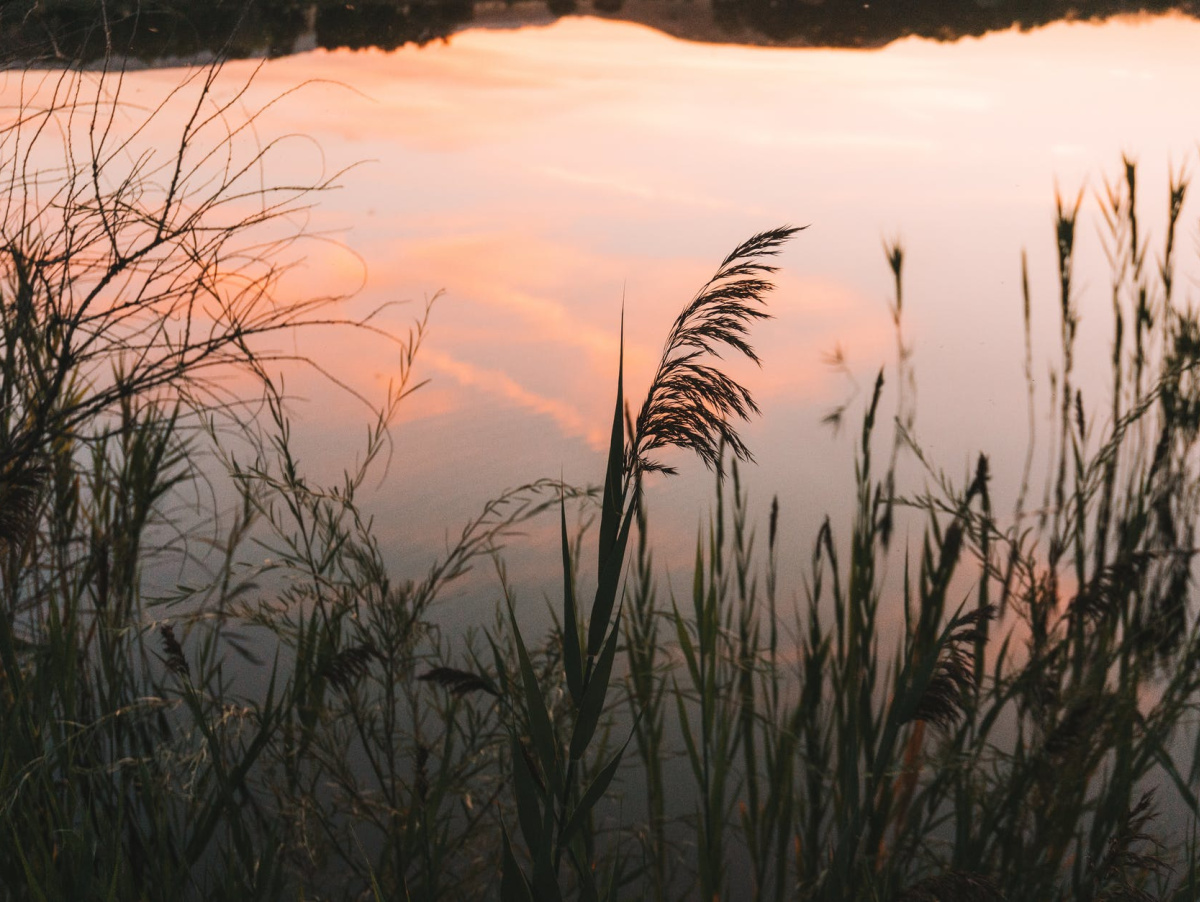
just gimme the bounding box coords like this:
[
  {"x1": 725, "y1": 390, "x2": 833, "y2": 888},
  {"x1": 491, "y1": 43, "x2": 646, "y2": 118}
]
[
  {"x1": 908, "y1": 604, "x2": 995, "y2": 732},
  {"x1": 630, "y1": 225, "x2": 802, "y2": 479}
]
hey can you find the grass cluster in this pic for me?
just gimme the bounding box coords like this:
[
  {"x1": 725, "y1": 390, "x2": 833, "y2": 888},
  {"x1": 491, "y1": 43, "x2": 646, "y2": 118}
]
[{"x1": 5, "y1": 54, "x2": 1200, "y2": 902}]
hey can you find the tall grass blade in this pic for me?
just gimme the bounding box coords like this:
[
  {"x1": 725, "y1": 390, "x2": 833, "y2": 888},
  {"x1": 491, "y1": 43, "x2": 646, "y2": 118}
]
[
  {"x1": 598, "y1": 310, "x2": 625, "y2": 576},
  {"x1": 506, "y1": 595, "x2": 561, "y2": 795},
  {"x1": 512, "y1": 734, "x2": 546, "y2": 850},
  {"x1": 561, "y1": 490, "x2": 584, "y2": 705},
  {"x1": 570, "y1": 603, "x2": 621, "y2": 761},
  {"x1": 560, "y1": 738, "x2": 632, "y2": 846},
  {"x1": 588, "y1": 503, "x2": 635, "y2": 656},
  {"x1": 501, "y1": 823, "x2": 536, "y2": 902}
]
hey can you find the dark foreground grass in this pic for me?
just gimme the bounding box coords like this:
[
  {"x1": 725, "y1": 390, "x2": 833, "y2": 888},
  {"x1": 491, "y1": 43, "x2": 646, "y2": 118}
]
[{"x1": 4, "y1": 56, "x2": 1200, "y2": 902}]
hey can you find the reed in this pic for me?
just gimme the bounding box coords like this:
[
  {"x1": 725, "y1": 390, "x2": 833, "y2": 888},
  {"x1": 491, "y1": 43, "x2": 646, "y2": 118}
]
[{"x1": 6, "y1": 41, "x2": 1200, "y2": 901}]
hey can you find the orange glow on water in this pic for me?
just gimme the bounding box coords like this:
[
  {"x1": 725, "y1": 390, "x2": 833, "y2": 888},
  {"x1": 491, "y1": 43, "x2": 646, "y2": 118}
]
[{"x1": 6, "y1": 13, "x2": 1200, "y2": 582}]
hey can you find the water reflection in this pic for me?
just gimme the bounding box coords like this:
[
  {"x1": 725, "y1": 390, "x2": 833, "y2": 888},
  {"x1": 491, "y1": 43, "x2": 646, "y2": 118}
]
[
  {"x1": 215, "y1": 14, "x2": 1200, "y2": 598},
  {"x1": 6, "y1": 13, "x2": 1200, "y2": 613},
  {"x1": 6, "y1": 0, "x2": 1200, "y2": 63},
  {"x1": 8, "y1": 15, "x2": 1200, "y2": 888}
]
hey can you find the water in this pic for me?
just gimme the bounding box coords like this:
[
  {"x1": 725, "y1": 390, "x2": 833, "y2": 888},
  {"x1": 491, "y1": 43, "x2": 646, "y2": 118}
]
[
  {"x1": 143, "y1": 12, "x2": 1200, "y2": 621},
  {"x1": 8, "y1": 8, "x2": 1200, "y2": 622}
]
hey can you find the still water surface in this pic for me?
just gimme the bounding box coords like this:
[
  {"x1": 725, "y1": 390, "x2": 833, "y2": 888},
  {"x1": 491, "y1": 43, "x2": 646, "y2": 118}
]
[
  {"x1": 262, "y1": 13, "x2": 1200, "y2": 622},
  {"x1": 14, "y1": 13, "x2": 1200, "y2": 621}
]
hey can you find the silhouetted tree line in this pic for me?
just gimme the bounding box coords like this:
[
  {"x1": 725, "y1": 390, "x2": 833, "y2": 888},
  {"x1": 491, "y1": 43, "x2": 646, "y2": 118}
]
[
  {"x1": 0, "y1": 0, "x2": 473, "y2": 64},
  {"x1": 3, "y1": 0, "x2": 1198, "y2": 64},
  {"x1": 711, "y1": 0, "x2": 1200, "y2": 47}
]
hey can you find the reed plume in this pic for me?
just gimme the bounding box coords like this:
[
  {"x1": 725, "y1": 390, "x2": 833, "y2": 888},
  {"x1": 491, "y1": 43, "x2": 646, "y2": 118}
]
[
  {"x1": 158, "y1": 624, "x2": 190, "y2": 678},
  {"x1": 908, "y1": 604, "x2": 995, "y2": 732},
  {"x1": 418, "y1": 666, "x2": 499, "y2": 697},
  {"x1": 0, "y1": 453, "x2": 46, "y2": 553},
  {"x1": 322, "y1": 643, "x2": 379, "y2": 692},
  {"x1": 1089, "y1": 792, "x2": 1169, "y2": 902},
  {"x1": 629, "y1": 226, "x2": 802, "y2": 479},
  {"x1": 896, "y1": 871, "x2": 1005, "y2": 902}
]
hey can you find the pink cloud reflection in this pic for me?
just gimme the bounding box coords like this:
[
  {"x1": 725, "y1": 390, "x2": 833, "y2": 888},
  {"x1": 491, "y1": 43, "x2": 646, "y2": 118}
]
[{"x1": 8, "y1": 14, "x2": 1200, "y2": 557}]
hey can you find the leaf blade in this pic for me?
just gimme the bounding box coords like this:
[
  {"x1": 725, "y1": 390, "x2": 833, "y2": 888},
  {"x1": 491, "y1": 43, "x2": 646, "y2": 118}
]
[
  {"x1": 561, "y1": 489, "x2": 584, "y2": 706},
  {"x1": 570, "y1": 608, "x2": 621, "y2": 762},
  {"x1": 506, "y1": 595, "x2": 560, "y2": 795}
]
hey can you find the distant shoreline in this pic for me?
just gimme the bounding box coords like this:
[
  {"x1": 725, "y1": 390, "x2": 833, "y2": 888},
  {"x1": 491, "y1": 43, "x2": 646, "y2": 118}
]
[{"x1": 4, "y1": 0, "x2": 1199, "y2": 67}]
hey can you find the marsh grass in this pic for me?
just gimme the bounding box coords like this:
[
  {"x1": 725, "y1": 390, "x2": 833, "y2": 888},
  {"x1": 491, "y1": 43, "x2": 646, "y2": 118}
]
[
  {"x1": 486, "y1": 157, "x2": 1200, "y2": 902},
  {"x1": 0, "y1": 47, "x2": 564, "y2": 901},
  {"x1": 6, "y1": 38, "x2": 1200, "y2": 902}
]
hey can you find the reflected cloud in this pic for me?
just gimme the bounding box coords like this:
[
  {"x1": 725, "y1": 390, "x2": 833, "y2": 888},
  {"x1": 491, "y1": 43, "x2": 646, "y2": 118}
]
[
  {"x1": 754, "y1": 273, "x2": 893, "y2": 403},
  {"x1": 420, "y1": 347, "x2": 606, "y2": 446},
  {"x1": 360, "y1": 227, "x2": 661, "y2": 367},
  {"x1": 536, "y1": 165, "x2": 770, "y2": 215},
  {"x1": 738, "y1": 128, "x2": 936, "y2": 152},
  {"x1": 10, "y1": 14, "x2": 1200, "y2": 587}
]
